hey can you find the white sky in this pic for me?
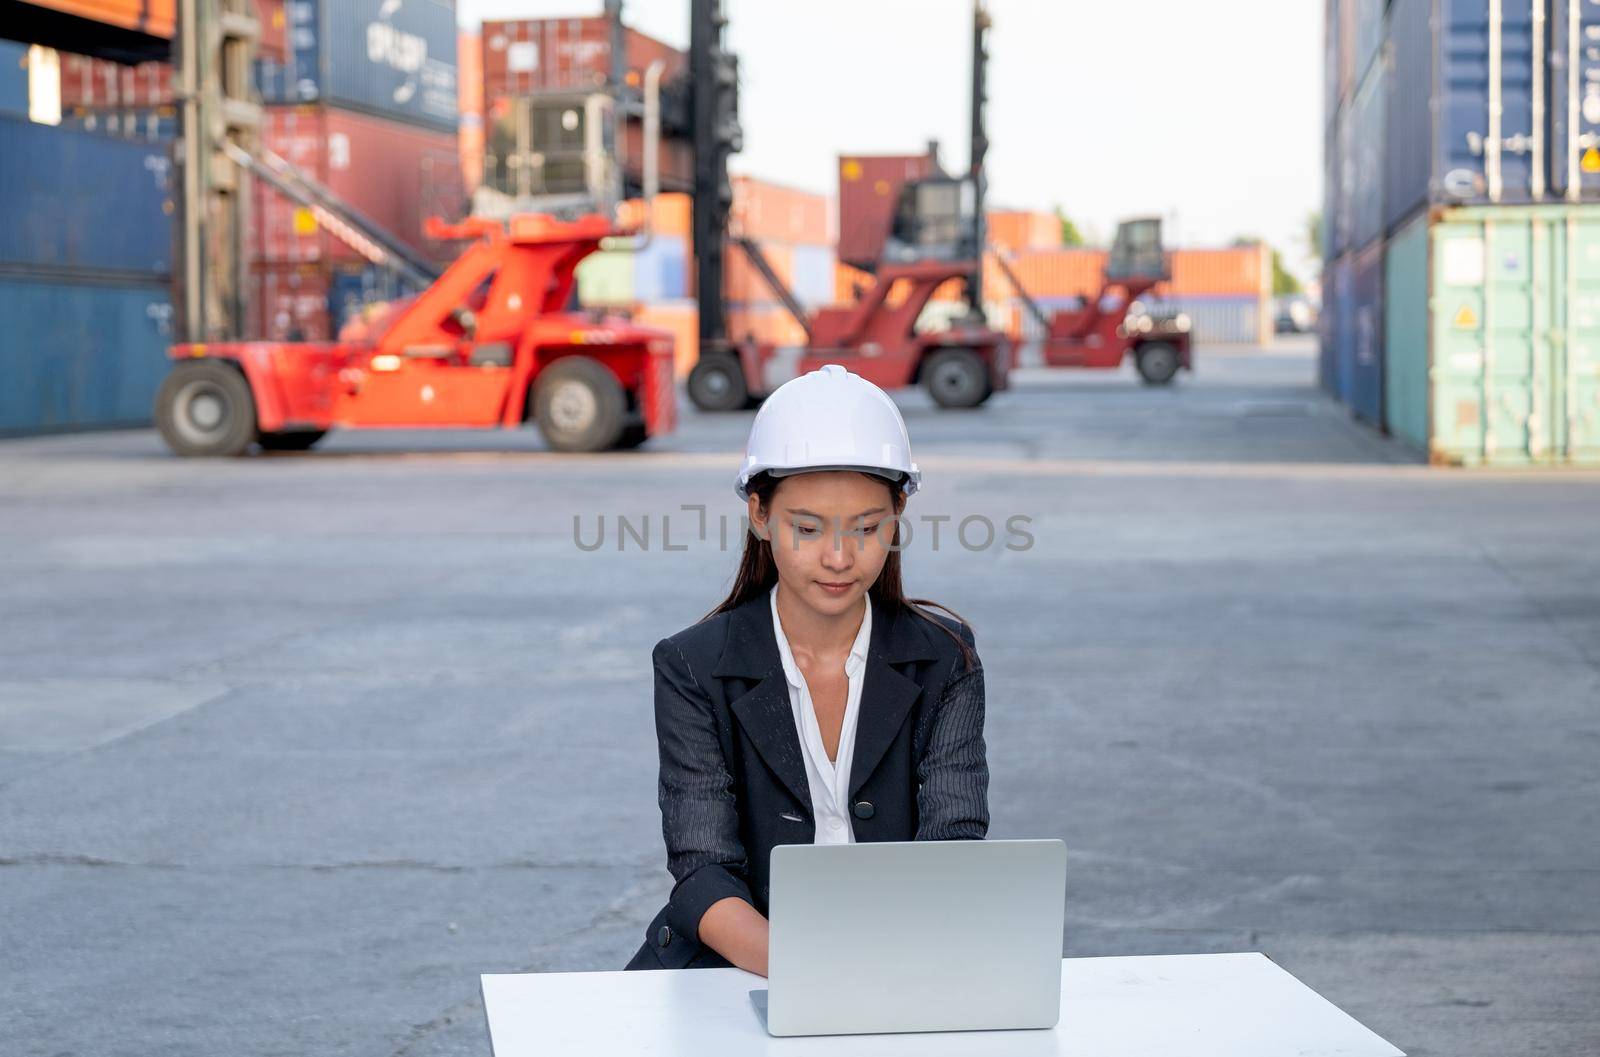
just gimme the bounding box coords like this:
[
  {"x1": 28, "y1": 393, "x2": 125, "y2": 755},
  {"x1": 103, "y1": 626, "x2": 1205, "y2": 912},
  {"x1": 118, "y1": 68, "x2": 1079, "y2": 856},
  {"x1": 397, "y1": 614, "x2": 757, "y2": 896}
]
[{"x1": 457, "y1": 0, "x2": 1322, "y2": 276}]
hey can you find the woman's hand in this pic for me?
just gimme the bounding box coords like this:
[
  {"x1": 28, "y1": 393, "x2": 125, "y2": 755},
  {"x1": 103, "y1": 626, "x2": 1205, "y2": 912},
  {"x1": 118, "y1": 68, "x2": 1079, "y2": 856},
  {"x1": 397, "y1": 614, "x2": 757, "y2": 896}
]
[{"x1": 698, "y1": 896, "x2": 771, "y2": 977}]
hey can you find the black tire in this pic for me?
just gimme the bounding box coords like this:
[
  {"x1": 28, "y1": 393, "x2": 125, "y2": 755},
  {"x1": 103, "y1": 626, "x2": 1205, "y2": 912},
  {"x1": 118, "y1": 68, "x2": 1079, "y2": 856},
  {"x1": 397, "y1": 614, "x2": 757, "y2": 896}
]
[
  {"x1": 687, "y1": 354, "x2": 749, "y2": 412},
  {"x1": 1136, "y1": 342, "x2": 1181, "y2": 385},
  {"x1": 258, "y1": 430, "x2": 327, "y2": 452},
  {"x1": 534, "y1": 356, "x2": 627, "y2": 452},
  {"x1": 155, "y1": 360, "x2": 258, "y2": 456},
  {"x1": 922, "y1": 348, "x2": 990, "y2": 409},
  {"x1": 614, "y1": 422, "x2": 649, "y2": 450}
]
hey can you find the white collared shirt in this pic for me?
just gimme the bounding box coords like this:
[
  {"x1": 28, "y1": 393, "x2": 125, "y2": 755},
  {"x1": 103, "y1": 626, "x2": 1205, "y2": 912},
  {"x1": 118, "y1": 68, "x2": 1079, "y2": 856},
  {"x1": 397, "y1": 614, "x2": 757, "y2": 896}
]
[{"x1": 769, "y1": 586, "x2": 872, "y2": 845}]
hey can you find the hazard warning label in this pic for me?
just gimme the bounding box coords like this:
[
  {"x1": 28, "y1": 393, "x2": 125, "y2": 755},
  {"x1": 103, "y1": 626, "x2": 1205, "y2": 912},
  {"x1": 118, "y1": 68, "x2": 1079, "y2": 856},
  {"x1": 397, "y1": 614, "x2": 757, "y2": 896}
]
[
  {"x1": 1583, "y1": 147, "x2": 1600, "y2": 174},
  {"x1": 1454, "y1": 304, "x2": 1480, "y2": 330}
]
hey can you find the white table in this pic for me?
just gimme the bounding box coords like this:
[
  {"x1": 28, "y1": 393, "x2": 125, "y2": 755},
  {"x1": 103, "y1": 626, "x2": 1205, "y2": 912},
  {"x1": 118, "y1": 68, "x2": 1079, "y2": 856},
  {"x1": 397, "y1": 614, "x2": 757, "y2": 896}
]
[{"x1": 481, "y1": 952, "x2": 1405, "y2": 1056}]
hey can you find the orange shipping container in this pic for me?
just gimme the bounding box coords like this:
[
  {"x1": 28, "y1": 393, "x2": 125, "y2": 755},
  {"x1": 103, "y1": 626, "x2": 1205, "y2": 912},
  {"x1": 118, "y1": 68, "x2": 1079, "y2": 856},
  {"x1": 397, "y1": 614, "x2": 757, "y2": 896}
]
[
  {"x1": 633, "y1": 300, "x2": 699, "y2": 379},
  {"x1": 617, "y1": 194, "x2": 693, "y2": 239},
  {"x1": 24, "y1": 0, "x2": 176, "y2": 39},
  {"x1": 834, "y1": 261, "x2": 871, "y2": 304},
  {"x1": 732, "y1": 176, "x2": 831, "y2": 246},
  {"x1": 728, "y1": 303, "x2": 809, "y2": 347},
  {"x1": 1164, "y1": 245, "x2": 1269, "y2": 297},
  {"x1": 999, "y1": 249, "x2": 1109, "y2": 300},
  {"x1": 726, "y1": 241, "x2": 794, "y2": 305},
  {"x1": 986, "y1": 210, "x2": 1059, "y2": 253}
]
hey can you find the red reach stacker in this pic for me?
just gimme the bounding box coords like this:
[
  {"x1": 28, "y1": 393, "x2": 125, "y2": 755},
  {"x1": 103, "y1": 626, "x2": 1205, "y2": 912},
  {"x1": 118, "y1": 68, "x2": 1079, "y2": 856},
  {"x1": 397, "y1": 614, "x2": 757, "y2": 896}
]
[{"x1": 157, "y1": 211, "x2": 677, "y2": 456}]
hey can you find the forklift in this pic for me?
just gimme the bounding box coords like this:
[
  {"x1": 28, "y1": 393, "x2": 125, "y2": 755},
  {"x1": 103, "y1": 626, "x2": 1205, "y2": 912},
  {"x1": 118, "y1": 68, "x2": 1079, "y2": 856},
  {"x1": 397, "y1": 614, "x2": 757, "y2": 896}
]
[
  {"x1": 684, "y1": 0, "x2": 1012, "y2": 412},
  {"x1": 993, "y1": 216, "x2": 1195, "y2": 385},
  {"x1": 154, "y1": 0, "x2": 677, "y2": 456}
]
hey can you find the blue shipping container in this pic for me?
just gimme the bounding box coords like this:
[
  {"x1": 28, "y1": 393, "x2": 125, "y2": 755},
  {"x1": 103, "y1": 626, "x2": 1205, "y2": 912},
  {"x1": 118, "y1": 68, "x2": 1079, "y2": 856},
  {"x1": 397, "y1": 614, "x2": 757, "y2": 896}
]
[
  {"x1": 0, "y1": 40, "x2": 27, "y2": 119},
  {"x1": 1351, "y1": 0, "x2": 1387, "y2": 90},
  {"x1": 791, "y1": 244, "x2": 837, "y2": 308},
  {"x1": 1325, "y1": 255, "x2": 1353, "y2": 400},
  {"x1": 256, "y1": 0, "x2": 458, "y2": 132},
  {"x1": 0, "y1": 114, "x2": 172, "y2": 276},
  {"x1": 1342, "y1": 240, "x2": 1385, "y2": 426},
  {"x1": 634, "y1": 235, "x2": 689, "y2": 302},
  {"x1": 0, "y1": 276, "x2": 174, "y2": 434},
  {"x1": 328, "y1": 266, "x2": 424, "y2": 334},
  {"x1": 1350, "y1": 60, "x2": 1386, "y2": 249},
  {"x1": 1549, "y1": 1, "x2": 1600, "y2": 200},
  {"x1": 1379, "y1": 0, "x2": 1543, "y2": 228}
]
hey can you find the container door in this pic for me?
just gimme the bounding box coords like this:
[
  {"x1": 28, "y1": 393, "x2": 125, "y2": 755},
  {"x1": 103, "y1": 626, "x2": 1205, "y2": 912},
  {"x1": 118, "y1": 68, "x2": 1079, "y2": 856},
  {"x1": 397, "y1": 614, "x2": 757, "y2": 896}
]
[
  {"x1": 1437, "y1": 0, "x2": 1545, "y2": 206},
  {"x1": 1558, "y1": 211, "x2": 1600, "y2": 460},
  {"x1": 1548, "y1": 0, "x2": 1600, "y2": 201},
  {"x1": 1430, "y1": 213, "x2": 1552, "y2": 464}
]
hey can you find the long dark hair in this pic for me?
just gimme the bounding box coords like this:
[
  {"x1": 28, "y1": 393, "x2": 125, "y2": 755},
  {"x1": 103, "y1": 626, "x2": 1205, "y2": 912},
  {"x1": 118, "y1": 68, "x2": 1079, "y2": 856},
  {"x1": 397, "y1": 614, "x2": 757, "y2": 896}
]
[{"x1": 702, "y1": 470, "x2": 979, "y2": 673}]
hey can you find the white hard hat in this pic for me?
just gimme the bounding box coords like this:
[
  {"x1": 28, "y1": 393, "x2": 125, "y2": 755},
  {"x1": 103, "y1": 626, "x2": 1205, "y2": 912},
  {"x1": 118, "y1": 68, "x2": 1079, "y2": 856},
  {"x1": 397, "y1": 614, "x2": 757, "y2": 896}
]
[{"x1": 735, "y1": 364, "x2": 921, "y2": 500}]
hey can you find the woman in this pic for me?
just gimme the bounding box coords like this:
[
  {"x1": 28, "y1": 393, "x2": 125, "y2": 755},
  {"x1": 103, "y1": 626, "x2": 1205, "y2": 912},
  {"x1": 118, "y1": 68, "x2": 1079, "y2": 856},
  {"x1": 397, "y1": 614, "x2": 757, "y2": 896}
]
[{"x1": 625, "y1": 364, "x2": 989, "y2": 975}]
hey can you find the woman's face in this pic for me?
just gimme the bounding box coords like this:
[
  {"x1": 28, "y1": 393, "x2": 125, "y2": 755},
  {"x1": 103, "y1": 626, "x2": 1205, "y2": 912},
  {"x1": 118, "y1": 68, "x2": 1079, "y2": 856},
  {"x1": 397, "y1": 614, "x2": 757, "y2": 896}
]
[{"x1": 750, "y1": 471, "x2": 902, "y2": 617}]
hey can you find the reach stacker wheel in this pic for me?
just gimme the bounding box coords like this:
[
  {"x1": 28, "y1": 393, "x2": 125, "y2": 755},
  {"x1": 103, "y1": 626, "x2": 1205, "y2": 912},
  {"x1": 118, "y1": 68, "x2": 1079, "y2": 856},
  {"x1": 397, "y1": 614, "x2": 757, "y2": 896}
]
[
  {"x1": 923, "y1": 348, "x2": 991, "y2": 409},
  {"x1": 1135, "y1": 342, "x2": 1181, "y2": 386},
  {"x1": 687, "y1": 354, "x2": 750, "y2": 412},
  {"x1": 155, "y1": 360, "x2": 258, "y2": 457},
  {"x1": 535, "y1": 356, "x2": 628, "y2": 452}
]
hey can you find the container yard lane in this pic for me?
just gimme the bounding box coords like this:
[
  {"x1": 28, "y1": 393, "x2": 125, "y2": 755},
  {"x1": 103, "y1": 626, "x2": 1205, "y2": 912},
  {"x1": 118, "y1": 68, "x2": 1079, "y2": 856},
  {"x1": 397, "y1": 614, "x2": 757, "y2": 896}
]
[{"x1": 3, "y1": 340, "x2": 1600, "y2": 1057}]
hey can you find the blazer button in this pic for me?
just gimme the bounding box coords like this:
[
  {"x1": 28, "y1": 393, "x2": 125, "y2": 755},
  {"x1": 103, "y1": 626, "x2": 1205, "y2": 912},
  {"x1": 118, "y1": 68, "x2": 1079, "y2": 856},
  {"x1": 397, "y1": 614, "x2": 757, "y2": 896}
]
[
  {"x1": 853, "y1": 800, "x2": 875, "y2": 820},
  {"x1": 657, "y1": 925, "x2": 673, "y2": 947}
]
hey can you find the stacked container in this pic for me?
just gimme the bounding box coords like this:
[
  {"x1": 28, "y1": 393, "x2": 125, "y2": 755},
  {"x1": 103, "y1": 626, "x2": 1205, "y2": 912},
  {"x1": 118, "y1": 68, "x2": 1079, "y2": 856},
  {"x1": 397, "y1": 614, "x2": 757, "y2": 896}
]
[
  {"x1": 0, "y1": 111, "x2": 174, "y2": 433},
  {"x1": 1325, "y1": 0, "x2": 1600, "y2": 464},
  {"x1": 250, "y1": 0, "x2": 461, "y2": 339}
]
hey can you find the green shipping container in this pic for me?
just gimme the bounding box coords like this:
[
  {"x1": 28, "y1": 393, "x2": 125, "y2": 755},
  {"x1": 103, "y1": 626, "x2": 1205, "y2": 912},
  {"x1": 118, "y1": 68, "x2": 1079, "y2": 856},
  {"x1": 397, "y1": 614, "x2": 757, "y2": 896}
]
[
  {"x1": 1384, "y1": 213, "x2": 1430, "y2": 451},
  {"x1": 575, "y1": 250, "x2": 635, "y2": 307},
  {"x1": 1386, "y1": 206, "x2": 1600, "y2": 466}
]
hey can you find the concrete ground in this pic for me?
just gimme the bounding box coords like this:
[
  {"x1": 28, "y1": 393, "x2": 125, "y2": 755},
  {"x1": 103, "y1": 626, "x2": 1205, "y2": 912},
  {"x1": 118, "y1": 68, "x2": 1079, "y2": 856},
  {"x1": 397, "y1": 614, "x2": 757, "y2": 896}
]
[{"x1": 2, "y1": 337, "x2": 1597, "y2": 1056}]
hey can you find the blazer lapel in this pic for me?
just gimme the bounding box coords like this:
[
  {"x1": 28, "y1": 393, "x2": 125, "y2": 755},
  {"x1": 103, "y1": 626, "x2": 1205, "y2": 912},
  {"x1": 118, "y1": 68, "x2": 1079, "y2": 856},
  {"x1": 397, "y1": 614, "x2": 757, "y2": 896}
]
[
  {"x1": 848, "y1": 596, "x2": 938, "y2": 799},
  {"x1": 715, "y1": 593, "x2": 813, "y2": 809},
  {"x1": 711, "y1": 590, "x2": 942, "y2": 809}
]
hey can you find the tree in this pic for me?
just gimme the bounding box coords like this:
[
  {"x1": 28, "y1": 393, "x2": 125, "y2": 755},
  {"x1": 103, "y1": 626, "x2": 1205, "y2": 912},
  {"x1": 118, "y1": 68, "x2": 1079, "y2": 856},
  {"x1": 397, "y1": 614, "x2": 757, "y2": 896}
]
[
  {"x1": 1054, "y1": 207, "x2": 1085, "y2": 247},
  {"x1": 1232, "y1": 235, "x2": 1303, "y2": 296}
]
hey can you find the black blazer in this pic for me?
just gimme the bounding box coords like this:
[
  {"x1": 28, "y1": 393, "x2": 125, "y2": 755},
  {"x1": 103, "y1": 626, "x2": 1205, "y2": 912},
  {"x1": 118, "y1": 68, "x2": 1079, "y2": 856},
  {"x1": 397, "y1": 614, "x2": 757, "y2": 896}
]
[{"x1": 624, "y1": 589, "x2": 989, "y2": 971}]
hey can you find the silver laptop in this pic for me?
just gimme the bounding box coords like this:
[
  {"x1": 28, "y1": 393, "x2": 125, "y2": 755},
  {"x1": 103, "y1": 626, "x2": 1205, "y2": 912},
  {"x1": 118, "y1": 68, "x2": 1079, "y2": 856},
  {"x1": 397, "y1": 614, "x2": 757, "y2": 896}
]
[{"x1": 763, "y1": 838, "x2": 1067, "y2": 1037}]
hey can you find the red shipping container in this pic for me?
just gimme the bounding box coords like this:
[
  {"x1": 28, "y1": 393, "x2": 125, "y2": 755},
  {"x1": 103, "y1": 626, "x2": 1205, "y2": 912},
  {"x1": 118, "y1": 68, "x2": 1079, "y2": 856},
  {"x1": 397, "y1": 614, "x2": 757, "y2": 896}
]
[
  {"x1": 58, "y1": 52, "x2": 172, "y2": 108},
  {"x1": 480, "y1": 18, "x2": 687, "y2": 102},
  {"x1": 732, "y1": 176, "x2": 830, "y2": 245},
  {"x1": 837, "y1": 152, "x2": 938, "y2": 269},
  {"x1": 249, "y1": 262, "x2": 332, "y2": 341},
  {"x1": 251, "y1": 105, "x2": 465, "y2": 266}
]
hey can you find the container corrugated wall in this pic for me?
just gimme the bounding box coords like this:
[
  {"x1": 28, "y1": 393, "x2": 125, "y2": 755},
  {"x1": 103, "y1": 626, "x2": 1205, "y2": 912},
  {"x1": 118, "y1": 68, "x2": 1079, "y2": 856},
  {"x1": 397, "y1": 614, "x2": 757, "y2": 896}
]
[
  {"x1": 1383, "y1": 212, "x2": 1430, "y2": 450},
  {"x1": 1347, "y1": 239, "x2": 1385, "y2": 425},
  {"x1": 1427, "y1": 205, "x2": 1600, "y2": 464},
  {"x1": 1384, "y1": 0, "x2": 1431, "y2": 230},
  {"x1": 1, "y1": 41, "x2": 27, "y2": 119},
  {"x1": 1147, "y1": 295, "x2": 1267, "y2": 345},
  {"x1": 0, "y1": 114, "x2": 173, "y2": 276},
  {"x1": 256, "y1": 0, "x2": 459, "y2": 132},
  {"x1": 0, "y1": 277, "x2": 173, "y2": 434}
]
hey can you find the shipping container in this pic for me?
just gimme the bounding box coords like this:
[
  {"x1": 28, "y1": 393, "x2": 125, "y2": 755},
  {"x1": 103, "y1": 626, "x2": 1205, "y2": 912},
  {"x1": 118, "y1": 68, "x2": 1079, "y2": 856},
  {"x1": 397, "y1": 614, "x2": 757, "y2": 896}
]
[
  {"x1": 19, "y1": 0, "x2": 177, "y2": 40},
  {"x1": 1344, "y1": 239, "x2": 1385, "y2": 425},
  {"x1": 60, "y1": 106, "x2": 176, "y2": 141},
  {"x1": 1, "y1": 41, "x2": 27, "y2": 119},
  {"x1": 0, "y1": 113, "x2": 172, "y2": 276},
  {"x1": 251, "y1": 105, "x2": 463, "y2": 265},
  {"x1": 617, "y1": 193, "x2": 693, "y2": 238},
  {"x1": 480, "y1": 18, "x2": 686, "y2": 100},
  {"x1": 726, "y1": 302, "x2": 810, "y2": 347},
  {"x1": 58, "y1": 51, "x2": 171, "y2": 108},
  {"x1": 1350, "y1": 0, "x2": 1386, "y2": 89},
  {"x1": 327, "y1": 264, "x2": 424, "y2": 334},
  {"x1": 256, "y1": 0, "x2": 458, "y2": 133},
  {"x1": 837, "y1": 152, "x2": 938, "y2": 269},
  {"x1": 986, "y1": 210, "x2": 1059, "y2": 253},
  {"x1": 1326, "y1": 254, "x2": 1353, "y2": 400},
  {"x1": 0, "y1": 275, "x2": 173, "y2": 434},
  {"x1": 633, "y1": 299, "x2": 699, "y2": 378},
  {"x1": 998, "y1": 249, "x2": 1109, "y2": 299},
  {"x1": 1375, "y1": 0, "x2": 1544, "y2": 222},
  {"x1": 1324, "y1": 0, "x2": 1344, "y2": 136},
  {"x1": 249, "y1": 262, "x2": 333, "y2": 341},
  {"x1": 1167, "y1": 245, "x2": 1271, "y2": 297},
  {"x1": 1348, "y1": 60, "x2": 1386, "y2": 249},
  {"x1": 1384, "y1": 211, "x2": 1430, "y2": 450},
  {"x1": 726, "y1": 241, "x2": 794, "y2": 304},
  {"x1": 635, "y1": 235, "x2": 690, "y2": 302},
  {"x1": 458, "y1": 31, "x2": 484, "y2": 192},
  {"x1": 790, "y1": 244, "x2": 836, "y2": 308},
  {"x1": 732, "y1": 176, "x2": 831, "y2": 245},
  {"x1": 1147, "y1": 294, "x2": 1270, "y2": 346},
  {"x1": 1549, "y1": 0, "x2": 1600, "y2": 201},
  {"x1": 576, "y1": 249, "x2": 634, "y2": 306},
  {"x1": 1424, "y1": 205, "x2": 1600, "y2": 464}
]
